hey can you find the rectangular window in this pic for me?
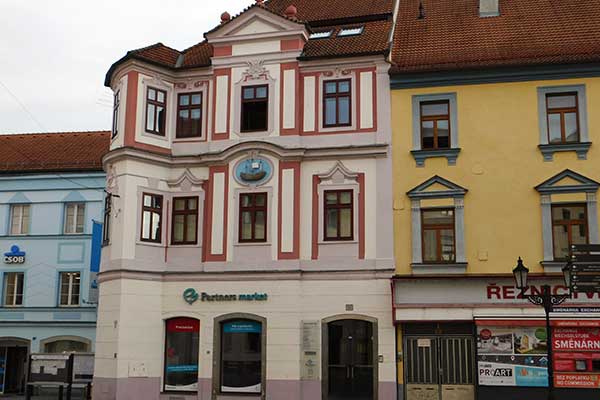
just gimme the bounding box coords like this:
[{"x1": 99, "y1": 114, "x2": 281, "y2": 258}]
[
  {"x1": 552, "y1": 203, "x2": 588, "y2": 259},
  {"x1": 220, "y1": 320, "x2": 262, "y2": 393},
  {"x1": 241, "y1": 85, "x2": 268, "y2": 132},
  {"x1": 324, "y1": 190, "x2": 353, "y2": 241},
  {"x1": 10, "y1": 204, "x2": 30, "y2": 235},
  {"x1": 422, "y1": 208, "x2": 455, "y2": 262},
  {"x1": 176, "y1": 92, "x2": 202, "y2": 138},
  {"x1": 164, "y1": 317, "x2": 199, "y2": 392},
  {"x1": 145, "y1": 87, "x2": 167, "y2": 136},
  {"x1": 112, "y1": 90, "x2": 120, "y2": 138},
  {"x1": 103, "y1": 195, "x2": 111, "y2": 245},
  {"x1": 323, "y1": 79, "x2": 351, "y2": 127},
  {"x1": 3, "y1": 272, "x2": 24, "y2": 306},
  {"x1": 239, "y1": 193, "x2": 267, "y2": 243},
  {"x1": 420, "y1": 100, "x2": 450, "y2": 150},
  {"x1": 141, "y1": 193, "x2": 163, "y2": 243},
  {"x1": 59, "y1": 272, "x2": 80, "y2": 306},
  {"x1": 171, "y1": 197, "x2": 199, "y2": 245},
  {"x1": 546, "y1": 93, "x2": 579, "y2": 144},
  {"x1": 64, "y1": 203, "x2": 85, "y2": 234}
]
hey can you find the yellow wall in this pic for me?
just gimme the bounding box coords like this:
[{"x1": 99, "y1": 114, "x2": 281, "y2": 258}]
[{"x1": 392, "y1": 77, "x2": 600, "y2": 275}]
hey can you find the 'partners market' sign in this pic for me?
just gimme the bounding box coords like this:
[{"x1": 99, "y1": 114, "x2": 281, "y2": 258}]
[{"x1": 183, "y1": 288, "x2": 268, "y2": 305}]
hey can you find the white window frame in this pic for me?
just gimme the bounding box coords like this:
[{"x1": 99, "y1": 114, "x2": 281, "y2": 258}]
[
  {"x1": 64, "y1": 203, "x2": 85, "y2": 234},
  {"x1": 59, "y1": 271, "x2": 81, "y2": 307},
  {"x1": 3, "y1": 272, "x2": 24, "y2": 307},
  {"x1": 10, "y1": 204, "x2": 30, "y2": 235}
]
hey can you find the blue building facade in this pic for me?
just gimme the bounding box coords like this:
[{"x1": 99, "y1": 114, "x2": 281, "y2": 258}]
[{"x1": 0, "y1": 132, "x2": 108, "y2": 394}]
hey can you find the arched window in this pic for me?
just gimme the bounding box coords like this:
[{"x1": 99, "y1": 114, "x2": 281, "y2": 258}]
[
  {"x1": 44, "y1": 340, "x2": 88, "y2": 353},
  {"x1": 164, "y1": 317, "x2": 199, "y2": 392},
  {"x1": 41, "y1": 337, "x2": 91, "y2": 353},
  {"x1": 215, "y1": 316, "x2": 265, "y2": 394}
]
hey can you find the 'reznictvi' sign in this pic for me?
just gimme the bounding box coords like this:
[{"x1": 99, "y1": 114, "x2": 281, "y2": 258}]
[
  {"x1": 183, "y1": 288, "x2": 268, "y2": 305},
  {"x1": 4, "y1": 245, "x2": 25, "y2": 264}
]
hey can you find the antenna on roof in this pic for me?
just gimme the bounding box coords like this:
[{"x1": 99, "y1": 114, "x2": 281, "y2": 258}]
[{"x1": 418, "y1": 1, "x2": 425, "y2": 19}]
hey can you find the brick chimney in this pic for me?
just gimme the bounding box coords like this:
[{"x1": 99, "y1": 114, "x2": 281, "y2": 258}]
[{"x1": 479, "y1": 0, "x2": 499, "y2": 17}]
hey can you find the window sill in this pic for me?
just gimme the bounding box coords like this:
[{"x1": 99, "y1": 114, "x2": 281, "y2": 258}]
[
  {"x1": 319, "y1": 239, "x2": 357, "y2": 245},
  {"x1": 540, "y1": 260, "x2": 570, "y2": 273},
  {"x1": 169, "y1": 243, "x2": 201, "y2": 248},
  {"x1": 538, "y1": 142, "x2": 591, "y2": 161},
  {"x1": 137, "y1": 241, "x2": 164, "y2": 248},
  {"x1": 234, "y1": 241, "x2": 271, "y2": 247},
  {"x1": 173, "y1": 136, "x2": 205, "y2": 142},
  {"x1": 411, "y1": 148, "x2": 461, "y2": 167},
  {"x1": 411, "y1": 262, "x2": 467, "y2": 274}
]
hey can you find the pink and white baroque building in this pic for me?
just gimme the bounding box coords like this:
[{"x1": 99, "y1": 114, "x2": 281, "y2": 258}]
[{"x1": 94, "y1": 0, "x2": 396, "y2": 399}]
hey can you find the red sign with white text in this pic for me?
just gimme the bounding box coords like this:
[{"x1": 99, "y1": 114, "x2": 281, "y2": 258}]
[
  {"x1": 555, "y1": 373, "x2": 600, "y2": 388},
  {"x1": 552, "y1": 328, "x2": 600, "y2": 351}
]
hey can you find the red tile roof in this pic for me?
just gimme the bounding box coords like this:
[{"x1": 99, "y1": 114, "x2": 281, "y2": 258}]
[
  {"x1": 301, "y1": 19, "x2": 392, "y2": 59},
  {"x1": 391, "y1": 0, "x2": 600, "y2": 73},
  {"x1": 265, "y1": 0, "x2": 392, "y2": 23},
  {"x1": 0, "y1": 131, "x2": 110, "y2": 174},
  {"x1": 105, "y1": 0, "x2": 393, "y2": 85}
]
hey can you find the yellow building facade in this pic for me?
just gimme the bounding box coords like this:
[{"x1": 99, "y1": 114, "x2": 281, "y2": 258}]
[
  {"x1": 393, "y1": 77, "x2": 600, "y2": 277},
  {"x1": 390, "y1": 75, "x2": 600, "y2": 400},
  {"x1": 389, "y1": 1, "x2": 600, "y2": 399}
]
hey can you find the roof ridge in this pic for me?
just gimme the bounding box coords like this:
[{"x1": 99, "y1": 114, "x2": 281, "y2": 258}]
[
  {"x1": 130, "y1": 42, "x2": 182, "y2": 55},
  {"x1": 181, "y1": 40, "x2": 211, "y2": 55},
  {"x1": 0, "y1": 131, "x2": 111, "y2": 137}
]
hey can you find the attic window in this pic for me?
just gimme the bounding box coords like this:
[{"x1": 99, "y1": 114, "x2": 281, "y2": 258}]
[
  {"x1": 338, "y1": 26, "x2": 364, "y2": 37},
  {"x1": 309, "y1": 30, "x2": 333, "y2": 39}
]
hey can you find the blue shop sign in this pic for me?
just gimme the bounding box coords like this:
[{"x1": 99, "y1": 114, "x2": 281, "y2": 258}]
[
  {"x1": 4, "y1": 245, "x2": 25, "y2": 264},
  {"x1": 223, "y1": 321, "x2": 262, "y2": 334},
  {"x1": 166, "y1": 365, "x2": 199, "y2": 373}
]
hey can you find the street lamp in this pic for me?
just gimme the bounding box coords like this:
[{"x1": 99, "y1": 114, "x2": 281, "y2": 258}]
[{"x1": 512, "y1": 258, "x2": 572, "y2": 400}]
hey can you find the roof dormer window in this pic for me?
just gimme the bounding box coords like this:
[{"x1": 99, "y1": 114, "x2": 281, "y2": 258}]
[
  {"x1": 309, "y1": 30, "x2": 333, "y2": 39},
  {"x1": 338, "y1": 26, "x2": 364, "y2": 37}
]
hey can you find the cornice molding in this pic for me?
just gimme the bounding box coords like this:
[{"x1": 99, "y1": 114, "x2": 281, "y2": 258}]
[{"x1": 103, "y1": 141, "x2": 389, "y2": 168}]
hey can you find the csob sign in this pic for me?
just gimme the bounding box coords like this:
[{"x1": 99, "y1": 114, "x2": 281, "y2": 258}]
[{"x1": 3, "y1": 245, "x2": 25, "y2": 264}]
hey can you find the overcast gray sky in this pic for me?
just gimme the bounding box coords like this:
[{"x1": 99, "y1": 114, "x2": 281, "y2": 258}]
[{"x1": 0, "y1": 0, "x2": 250, "y2": 134}]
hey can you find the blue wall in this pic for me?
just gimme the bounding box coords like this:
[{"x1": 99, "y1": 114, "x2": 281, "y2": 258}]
[{"x1": 0, "y1": 172, "x2": 104, "y2": 352}]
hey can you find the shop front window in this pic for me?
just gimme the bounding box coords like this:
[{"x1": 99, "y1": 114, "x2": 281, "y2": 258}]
[
  {"x1": 164, "y1": 317, "x2": 199, "y2": 392},
  {"x1": 220, "y1": 320, "x2": 262, "y2": 393}
]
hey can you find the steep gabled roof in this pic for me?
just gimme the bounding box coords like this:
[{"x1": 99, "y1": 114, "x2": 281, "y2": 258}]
[
  {"x1": 391, "y1": 0, "x2": 600, "y2": 74},
  {"x1": 105, "y1": 0, "x2": 394, "y2": 86},
  {"x1": 0, "y1": 131, "x2": 110, "y2": 174}
]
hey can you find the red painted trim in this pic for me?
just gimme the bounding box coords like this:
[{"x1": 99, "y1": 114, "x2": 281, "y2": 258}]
[
  {"x1": 475, "y1": 319, "x2": 544, "y2": 326},
  {"x1": 121, "y1": 71, "x2": 172, "y2": 155},
  {"x1": 124, "y1": 71, "x2": 139, "y2": 147},
  {"x1": 201, "y1": 181, "x2": 209, "y2": 262},
  {"x1": 204, "y1": 165, "x2": 229, "y2": 262},
  {"x1": 311, "y1": 175, "x2": 320, "y2": 260},
  {"x1": 278, "y1": 161, "x2": 301, "y2": 260},
  {"x1": 300, "y1": 67, "x2": 378, "y2": 136},
  {"x1": 213, "y1": 45, "x2": 232, "y2": 57},
  {"x1": 212, "y1": 68, "x2": 231, "y2": 141},
  {"x1": 358, "y1": 173, "x2": 365, "y2": 259},
  {"x1": 280, "y1": 38, "x2": 304, "y2": 51},
  {"x1": 280, "y1": 62, "x2": 300, "y2": 136}
]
